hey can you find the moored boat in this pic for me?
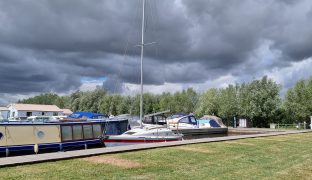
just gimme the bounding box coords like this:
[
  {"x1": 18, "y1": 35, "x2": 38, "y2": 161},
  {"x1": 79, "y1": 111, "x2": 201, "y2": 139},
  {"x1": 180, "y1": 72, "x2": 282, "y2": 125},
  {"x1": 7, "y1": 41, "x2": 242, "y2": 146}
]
[
  {"x1": 0, "y1": 118, "x2": 128, "y2": 157},
  {"x1": 167, "y1": 114, "x2": 228, "y2": 136},
  {"x1": 104, "y1": 126, "x2": 182, "y2": 147}
]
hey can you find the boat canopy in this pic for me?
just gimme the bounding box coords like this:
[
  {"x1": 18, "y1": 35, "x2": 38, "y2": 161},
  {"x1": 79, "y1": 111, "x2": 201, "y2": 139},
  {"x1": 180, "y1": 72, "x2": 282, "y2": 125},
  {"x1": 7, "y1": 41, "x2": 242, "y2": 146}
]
[
  {"x1": 197, "y1": 119, "x2": 221, "y2": 128},
  {"x1": 169, "y1": 113, "x2": 188, "y2": 119},
  {"x1": 69, "y1": 112, "x2": 108, "y2": 119},
  {"x1": 198, "y1": 115, "x2": 226, "y2": 128}
]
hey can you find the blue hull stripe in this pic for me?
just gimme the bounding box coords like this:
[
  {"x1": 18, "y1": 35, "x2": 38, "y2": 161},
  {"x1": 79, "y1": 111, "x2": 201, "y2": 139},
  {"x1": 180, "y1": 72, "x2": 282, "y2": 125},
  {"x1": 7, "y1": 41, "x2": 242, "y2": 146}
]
[{"x1": 0, "y1": 139, "x2": 102, "y2": 153}]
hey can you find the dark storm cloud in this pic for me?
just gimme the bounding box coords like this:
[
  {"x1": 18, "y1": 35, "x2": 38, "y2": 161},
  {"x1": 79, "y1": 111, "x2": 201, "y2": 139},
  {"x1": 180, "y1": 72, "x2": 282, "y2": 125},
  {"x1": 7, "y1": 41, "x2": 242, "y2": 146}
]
[
  {"x1": 0, "y1": 0, "x2": 312, "y2": 102},
  {"x1": 102, "y1": 75, "x2": 123, "y2": 93}
]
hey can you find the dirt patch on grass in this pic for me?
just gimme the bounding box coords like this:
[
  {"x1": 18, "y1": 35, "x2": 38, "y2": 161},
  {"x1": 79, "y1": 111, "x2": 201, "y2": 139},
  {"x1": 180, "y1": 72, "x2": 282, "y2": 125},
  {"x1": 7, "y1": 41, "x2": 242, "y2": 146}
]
[
  {"x1": 83, "y1": 155, "x2": 142, "y2": 168},
  {"x1": 174, "y1": 146, "x2": 213, "y2": 153},
  {"x1": 223, "y1": 141, "x2": 255, "y2": 146}
]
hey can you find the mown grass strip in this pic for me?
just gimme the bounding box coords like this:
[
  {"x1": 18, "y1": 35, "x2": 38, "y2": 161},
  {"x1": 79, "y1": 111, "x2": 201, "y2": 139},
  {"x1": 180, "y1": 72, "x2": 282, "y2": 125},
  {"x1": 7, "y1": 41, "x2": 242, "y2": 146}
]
[{"x1": 0, "y1": 133, "x2": 312, "y2": 180}]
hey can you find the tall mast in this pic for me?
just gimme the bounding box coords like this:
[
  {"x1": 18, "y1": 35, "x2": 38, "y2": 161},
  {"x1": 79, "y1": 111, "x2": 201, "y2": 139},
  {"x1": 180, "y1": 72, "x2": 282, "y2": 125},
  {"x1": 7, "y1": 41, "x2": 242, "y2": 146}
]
[{"x1": 139, "y1": 0, "x2": 146, "y2": 128}]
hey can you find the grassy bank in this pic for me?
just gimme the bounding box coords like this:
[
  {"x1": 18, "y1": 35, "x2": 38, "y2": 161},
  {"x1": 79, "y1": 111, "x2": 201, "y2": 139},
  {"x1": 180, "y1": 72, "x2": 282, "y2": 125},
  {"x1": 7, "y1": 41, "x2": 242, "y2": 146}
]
[{"x1": 1, "y1": 132, "x2": 312, "y2": 179}]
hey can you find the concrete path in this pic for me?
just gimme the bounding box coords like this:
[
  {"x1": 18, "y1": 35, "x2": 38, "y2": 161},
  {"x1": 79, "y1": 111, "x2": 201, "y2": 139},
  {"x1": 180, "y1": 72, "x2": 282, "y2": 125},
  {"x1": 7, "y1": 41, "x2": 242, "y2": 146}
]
[{"x1": 0, "y1": 130, "x2": 311, "y2": 167}]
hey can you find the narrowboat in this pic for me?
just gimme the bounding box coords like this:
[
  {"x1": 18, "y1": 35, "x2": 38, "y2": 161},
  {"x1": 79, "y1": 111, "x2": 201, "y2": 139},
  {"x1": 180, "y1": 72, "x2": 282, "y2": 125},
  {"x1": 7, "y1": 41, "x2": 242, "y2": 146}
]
[{"x1": 0, "y1": 118, "x2": 128, "y2": 157}]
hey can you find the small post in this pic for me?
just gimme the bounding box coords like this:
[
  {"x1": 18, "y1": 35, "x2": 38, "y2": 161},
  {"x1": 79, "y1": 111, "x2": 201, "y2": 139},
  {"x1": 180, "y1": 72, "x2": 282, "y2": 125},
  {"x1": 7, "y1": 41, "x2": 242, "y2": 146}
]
[
  {"x1": 34, "y1": 144, "x2": 39, "y2": 154},
  {"x1": 234, "y1": 117, "x2": 236, "y2": 128},
  {"x1": 5, "y1": 148, "x2": 9, "y2": 157},
  {"x1": 310, "y1": 116, "x2": 312, "y2": 130},
  {"x1": 59, "y1": 144, "x2": 63, "y2": 152}
]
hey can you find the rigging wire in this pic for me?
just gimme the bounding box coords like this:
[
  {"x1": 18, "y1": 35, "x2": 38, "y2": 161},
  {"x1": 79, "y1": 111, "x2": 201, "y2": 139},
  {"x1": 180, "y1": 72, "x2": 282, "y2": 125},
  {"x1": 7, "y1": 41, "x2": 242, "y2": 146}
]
[{"x1": 111, "y1": 0, "x2": 141, "y2": 95}]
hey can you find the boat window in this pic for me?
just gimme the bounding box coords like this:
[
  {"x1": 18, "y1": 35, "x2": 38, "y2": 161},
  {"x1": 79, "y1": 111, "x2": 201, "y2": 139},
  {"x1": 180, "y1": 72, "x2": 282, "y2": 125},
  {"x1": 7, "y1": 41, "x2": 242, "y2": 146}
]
[
  {"x1": 143, "y1": 117, "x2": 152, "y2": 124},
  {"x1": 190, "y1": 116, "x2": 197, "y2": 125},
  {"x1": 179, "y1": 117, "x2": 189, "y2": 124},
  {"x1": 93, "y1": 124, "x2": 102, "y2": 138},
  {"x1": 26, "y1": 112, "x2": 32, "y2": 117},
  {"x1": 37, "y1": 131, "x2": 45, "y2": 139},
  {"x1": 72, "y1": 125, "x2": 83, "y2": 140},
  {"x1": 83, "y1": 125, "x2": 93, "y2": 139},
  {"x1": 61, "y1": 126, "x2": 73, "y2": 141},
  {"x1": 0, "y1": 132, "x2": 3, "y2": 140},
  {"x1": 124, "y1": 131, "x2": 136, "y2": 135},
  {"x1": 210, "y1": 120, "x2": 221, "y2": 128},
  {"x1": 156, "y1": 116, "x2": 166, "y2": 121}
]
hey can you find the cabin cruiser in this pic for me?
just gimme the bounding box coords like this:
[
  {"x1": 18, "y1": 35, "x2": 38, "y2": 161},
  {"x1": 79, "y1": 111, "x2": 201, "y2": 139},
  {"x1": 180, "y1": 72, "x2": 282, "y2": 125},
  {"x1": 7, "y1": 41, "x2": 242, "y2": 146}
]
[
  {"x1": 103, "y1": 125, "x2": 182, "y2": 147},
  {"x1": 103, "y1": 109, "x2": 183, "y2": 147},
  {"x1": 167, "y1": 114, "x2": 228, "y2": 136}
]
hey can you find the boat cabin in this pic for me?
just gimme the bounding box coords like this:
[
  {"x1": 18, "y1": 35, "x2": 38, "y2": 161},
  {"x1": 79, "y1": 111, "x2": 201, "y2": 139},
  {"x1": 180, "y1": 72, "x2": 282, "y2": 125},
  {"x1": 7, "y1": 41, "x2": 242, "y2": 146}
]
[
  {"x1": 143, "y1": 114, "x2": 167, "y2": 125},
  {"x1": 167, "y1": 115, "x2": 224, "y2": 128}
]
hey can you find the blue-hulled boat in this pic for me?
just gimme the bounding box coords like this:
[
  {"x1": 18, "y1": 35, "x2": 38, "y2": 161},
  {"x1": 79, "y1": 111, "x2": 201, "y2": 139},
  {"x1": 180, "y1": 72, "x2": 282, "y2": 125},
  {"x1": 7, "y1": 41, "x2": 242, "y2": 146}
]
[{"x1": 0, "y1": 118, "x2": 129, "y2": 157}]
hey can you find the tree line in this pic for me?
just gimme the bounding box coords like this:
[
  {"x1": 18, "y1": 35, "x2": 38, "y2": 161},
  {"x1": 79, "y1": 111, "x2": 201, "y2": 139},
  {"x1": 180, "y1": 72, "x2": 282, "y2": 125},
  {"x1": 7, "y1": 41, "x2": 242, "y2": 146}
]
[{"x1": 18, "y1": 76, "x2": 312, "y2": 127}]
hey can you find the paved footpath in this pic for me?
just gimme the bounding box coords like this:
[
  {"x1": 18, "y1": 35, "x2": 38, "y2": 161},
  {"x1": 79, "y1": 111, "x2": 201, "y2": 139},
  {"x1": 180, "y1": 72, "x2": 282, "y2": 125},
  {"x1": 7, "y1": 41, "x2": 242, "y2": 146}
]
[{"x1": 0, "y1": 130, "x2": 311, "y2": 167}]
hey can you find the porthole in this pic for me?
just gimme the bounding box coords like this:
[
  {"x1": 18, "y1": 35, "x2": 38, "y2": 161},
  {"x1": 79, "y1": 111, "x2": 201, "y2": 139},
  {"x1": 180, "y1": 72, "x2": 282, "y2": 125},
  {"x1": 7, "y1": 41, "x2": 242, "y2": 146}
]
[
  {"x1": 0, "y1": 132, "x2": 3, "y2": 140},
  {"x1": 37, "y1": 131, "x2": 45, "y2": 139}
]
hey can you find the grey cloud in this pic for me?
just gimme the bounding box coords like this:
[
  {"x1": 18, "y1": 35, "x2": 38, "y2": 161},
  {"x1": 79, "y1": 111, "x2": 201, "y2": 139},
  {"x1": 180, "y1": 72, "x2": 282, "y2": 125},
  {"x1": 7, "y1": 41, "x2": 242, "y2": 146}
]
[
  {"x1": 0, "y1": 0, "x2": 312, "y2": 102},
  {"x1": 102, "y1": 75, "x2": 124, "y2": 93}
]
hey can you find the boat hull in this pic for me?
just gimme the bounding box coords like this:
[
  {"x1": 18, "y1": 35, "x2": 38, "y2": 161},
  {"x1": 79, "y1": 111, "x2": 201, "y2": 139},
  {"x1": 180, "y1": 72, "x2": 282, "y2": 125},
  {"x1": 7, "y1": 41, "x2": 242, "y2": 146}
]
[
  {"x1": 0, "y1": 139, "x2": 102, "y2": 156},
  {"x1": 103, "y1": 137, "x2": 182, "y2": 147},
  {"x1": 172, "y1": 127, "x2": 228, "y2": 135}
]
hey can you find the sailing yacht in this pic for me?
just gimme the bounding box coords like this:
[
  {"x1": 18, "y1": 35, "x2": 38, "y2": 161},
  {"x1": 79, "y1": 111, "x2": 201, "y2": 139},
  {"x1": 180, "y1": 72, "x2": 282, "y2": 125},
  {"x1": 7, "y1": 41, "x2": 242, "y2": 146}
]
[{"x1": 103, "y1": 0, "x2": 183, "y2": 147}]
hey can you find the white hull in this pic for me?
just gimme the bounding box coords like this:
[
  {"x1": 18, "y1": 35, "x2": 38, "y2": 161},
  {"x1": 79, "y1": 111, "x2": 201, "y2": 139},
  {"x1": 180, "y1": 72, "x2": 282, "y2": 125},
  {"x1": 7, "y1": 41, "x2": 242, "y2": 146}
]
[{"x1": 103, "y1": 126, "x2": 183, "y2": 147}]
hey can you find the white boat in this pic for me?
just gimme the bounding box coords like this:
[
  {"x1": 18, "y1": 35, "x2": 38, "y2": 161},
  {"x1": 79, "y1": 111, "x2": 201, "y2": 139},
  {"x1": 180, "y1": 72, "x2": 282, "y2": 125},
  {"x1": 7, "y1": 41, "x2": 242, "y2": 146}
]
[
  {"x1": 167, "y1": 114, "x2": 228, "y2": 136},
  {"x1": 103, "y1": 0, "x2": 182, "y2": 147},
  {"x1": 104, "y1": 126, "x2": 182, "y2": 147}
]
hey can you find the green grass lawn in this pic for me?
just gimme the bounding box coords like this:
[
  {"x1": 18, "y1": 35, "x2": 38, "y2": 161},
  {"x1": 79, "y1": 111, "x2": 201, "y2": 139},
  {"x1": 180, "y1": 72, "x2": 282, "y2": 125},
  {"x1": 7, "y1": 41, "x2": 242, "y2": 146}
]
[{"x1": 1, "y1": 133, "x2": 312, "y2": 180}]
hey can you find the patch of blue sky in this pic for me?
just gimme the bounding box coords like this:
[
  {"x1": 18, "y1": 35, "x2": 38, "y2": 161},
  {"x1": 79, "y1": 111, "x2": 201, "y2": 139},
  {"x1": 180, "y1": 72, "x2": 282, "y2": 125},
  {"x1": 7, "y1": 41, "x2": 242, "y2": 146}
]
[{"x1": 80, "y1": 76, "x2": 107, "y2": 83}]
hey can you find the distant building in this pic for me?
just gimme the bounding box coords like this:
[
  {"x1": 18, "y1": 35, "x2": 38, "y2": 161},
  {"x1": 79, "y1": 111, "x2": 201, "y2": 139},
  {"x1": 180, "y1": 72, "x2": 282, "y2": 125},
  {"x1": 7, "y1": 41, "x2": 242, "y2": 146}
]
[
  {"x1": 61, "y1": 109, "x2": 73, "y2": 116},
  {"x1": 8, "y1": 104, "x2": 63, "y2": 119},
  {"x1": 0, "y1": 107, "x2": 9, "y2": 119}
]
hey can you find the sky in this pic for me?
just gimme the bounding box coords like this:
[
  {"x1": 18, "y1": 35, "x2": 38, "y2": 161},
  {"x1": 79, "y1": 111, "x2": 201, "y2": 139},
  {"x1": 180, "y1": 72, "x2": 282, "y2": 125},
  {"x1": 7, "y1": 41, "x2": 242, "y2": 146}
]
[{"x1": 1, "y1": 0, "x2": 312, "y2": 105}]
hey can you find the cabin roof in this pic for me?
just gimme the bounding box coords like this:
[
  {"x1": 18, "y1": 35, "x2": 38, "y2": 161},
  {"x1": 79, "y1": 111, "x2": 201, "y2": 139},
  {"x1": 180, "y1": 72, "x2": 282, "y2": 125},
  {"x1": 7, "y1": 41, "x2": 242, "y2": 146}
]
[
  {"x1": 69, "y1": 112, "x2": 108, "y2": 119},
  {"x1": 0, "y1": 107, "x2": 9, "y2": 111},
  {"x1": 61, "y1": 109, "x2": 73, "y2": 114},
  {"x1": 10, "y1": 104, "x2": 62, "y2": 112}
]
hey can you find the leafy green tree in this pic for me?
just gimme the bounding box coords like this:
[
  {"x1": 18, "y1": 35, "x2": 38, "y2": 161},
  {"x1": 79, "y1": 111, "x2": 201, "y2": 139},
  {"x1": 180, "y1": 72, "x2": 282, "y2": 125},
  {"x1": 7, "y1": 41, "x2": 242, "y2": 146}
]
[
  {"x1": 195, "y1": 88, "x2": 220, "y2": 117},
  {"x1": 19, "y1": 93, "x2": 59, "y2": 105},
  {"x1": 218, "y1": 84, "x2": 239, "y2": 125},
  {"x1": 159, "y1": 92, "x2": 174, "y2": 112},
  {"x1": 284, "y1": 78, "x2": 312, "y2": 122},
  {"x1": 240, "y1": 76, "x2": 281, "y2": 127},
  {"x1": 69, "y1": 91, "x2": 83, "y2": 112}
]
